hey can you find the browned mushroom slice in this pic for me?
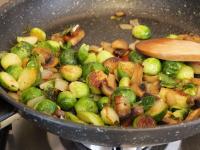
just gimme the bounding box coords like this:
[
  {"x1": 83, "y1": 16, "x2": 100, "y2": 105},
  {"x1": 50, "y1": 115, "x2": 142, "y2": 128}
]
[
  {"x1": 130, "y1": 83, "x2": 145, "y2": 97},
  {"x1": 145, "y1": 81, "x2": 160, "y2": 96},
  {"x1": 51, "y1": 33, "x2": 64, "y2": 44},
  {"x1": 44, "y1": 57, "x2": 59, "y2": 68},
  {"x1": 143, "y1": 75, "x2": 159, "y2": 83},
  {"x1": 177, "y1": 34, "x2": 200, "y2": 43},
  {"x1": 103, "y1": 57, "x2": 120, "y2": 73},
  {"x1": 113, "y1": 95, "x2": 131, "y2": 118},
  {"x1": 101, "y1": 41, "x2": 115, "y2": 54},
  {"x1": 185, "y1": 108, "x2": 200, "y2": 121},
  {"x1": 101, "y1": 73, "x2": 117, "y2": 96},
  {"x1": 131, "y1": 63, "x2": 143, "y2": 85},
  {"x1": 112, "y1": 39, "x2": 129, "y2": 57},
  {"x1": 191, "y1": 78, "x2": 200, "y2": 86}
]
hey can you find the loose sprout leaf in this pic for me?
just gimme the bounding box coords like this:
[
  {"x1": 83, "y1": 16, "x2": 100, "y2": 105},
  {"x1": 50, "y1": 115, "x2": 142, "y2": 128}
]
[{"x1": 140, "y1": 96, "x2": 156, "y2": 111}]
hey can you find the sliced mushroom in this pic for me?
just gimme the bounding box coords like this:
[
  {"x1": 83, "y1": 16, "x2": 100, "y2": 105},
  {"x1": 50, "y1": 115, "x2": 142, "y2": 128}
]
[
  {"x1": 145, "y1": 81, "x2": 160, "y2": 96},
  {"x1": 101, "y1": 73, "x2": 117, "y2": 96},
  {"x1": 143, "y1": 75, "x2": 159, "y2": 83},
  {"x1": 131, "y1": 63, "x2": 143, "y2": 85},
  {"x1": 101, "y1": 41, "x2": 115, "y2": 54},
  {"x1": 185, "y1": 108, "x2": 200, "y2": 121},
  {"x1": 51, "y1": 33, "x2": 64, "y2": 44},
  {"x1": 112, "y1": 39, "x2": 128, "y2": 50},
  {"x1": 130, "y1": 83, "x2": 145, "y2": 97},
  {"x1": 103, "y1": 57, "x2": 120, "y2": 73}
]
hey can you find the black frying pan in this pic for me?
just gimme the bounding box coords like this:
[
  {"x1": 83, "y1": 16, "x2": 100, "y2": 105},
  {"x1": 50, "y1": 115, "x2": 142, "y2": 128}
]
[{"x1": 0, "y1": 0, "x2": 200, "y2": 147}]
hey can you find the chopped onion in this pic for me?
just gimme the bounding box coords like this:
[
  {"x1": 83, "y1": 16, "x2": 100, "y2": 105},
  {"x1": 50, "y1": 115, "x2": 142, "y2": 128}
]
[
  {"x1": 55, "y1": 78, "x2": 68, "y2": 91},
  {"x1": 115, "y1": 11, "x2": 125, "y2": 17},
  {"x1": 41, "y1": 69, "x2": 53, "y2": 80}
]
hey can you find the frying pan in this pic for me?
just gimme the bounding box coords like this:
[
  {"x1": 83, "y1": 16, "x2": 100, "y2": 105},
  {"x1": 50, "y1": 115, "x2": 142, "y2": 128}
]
[{"x1": 0, "y1": 0, "x2": 200, "y2": 147}]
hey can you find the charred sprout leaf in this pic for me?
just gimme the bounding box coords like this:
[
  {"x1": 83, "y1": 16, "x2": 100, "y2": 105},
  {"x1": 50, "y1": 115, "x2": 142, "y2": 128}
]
[
  {"x1": 75, "y1": 97, "x2": 98, "y2": 113},
  {"x1": 77, "y1": 111, "x2": 104, "y2": 126},
  {"x1": 159, "y1": 73, "x2": 177, "y2": 88},
  {"x1": 11, "y1": 42, "x2": 33, "y2": 60},
  {"x1": 101, "y1": 106, "x2": 119, "y2": 125},
  {"x1": 183, "y1": 83, "x2": 197, "y2": 96},
  {"x1": 20, "y1": 87, "x2": 43, "y2": 104},
  {"x1": 129, "y1": 51, "x2": 144, "y2": 64},
  {"x1": 65, "y1": 112, "x2": 87, "y2": 124},
  {"x1": 57, "y1": 91, "x2": 76, "y2": 110},
  {"x1": 0, "y1": 72, "x2": 19, "y2": 91},
  {"x1": 78, "y1": 43, "x2": 89, "y2": 63},
  {"x1": 59, "y1": 49, "x2": 77, "y2": 65},
  {"x1": 133, "y1": 115, "x2": 156, "y2": 128},
  {"x1": 6, "y1": 65, "x2": 23, "y2": 80},
  {"x1": 140, "y1": 96, "x2": 156, "y2": 111},
  {"x1": 34, "y1": 99, "x2": 57, "y2": 115},
  {"x1": 1, "y1": 53, "x2": 22, "y2": 70},
  {"x1": 162, "y1": 61, "x2": 183, "y2": 78}
]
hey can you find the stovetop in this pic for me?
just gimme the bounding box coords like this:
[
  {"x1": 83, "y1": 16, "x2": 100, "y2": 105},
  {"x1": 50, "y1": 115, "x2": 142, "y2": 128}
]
[{"x1": 2, "y1": 118, "x2": 200, "y2": 150}]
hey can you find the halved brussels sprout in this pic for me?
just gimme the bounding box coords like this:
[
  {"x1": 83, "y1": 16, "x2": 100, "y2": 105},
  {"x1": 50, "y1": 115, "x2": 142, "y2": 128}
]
[
  {"x1": 18, "y1": 68, "x2": 38, "y2": 90},
  {"x1": 132, "y1": 25, "x2": 151, "y2": 40},
  {"x1": 119, "y1": 77, "x2": 130, "y2": 87},
  {"x1": 20, "y1": 87, "x2": 43, "y2": 104},
  {"x1": 87, "y1": 71, "x2": 107, "y2": 94},
  {"x1": 0, "y1": 72, "x2": 19, "y2": 91},
  {"x1": 143, "y1": 58, "x2": 161, "y2": 75},
  {"x1": 65, "y1": 112, "x2": 87, "y2": 124},
  {"x1": 97, "y1": 96, "x2": 110, "y2": 110},
  {"x1": 176, "y1": 65, "x2": 194, "y2": 80},
  {"x1": 97, "y1": 50, "x2": 113, "y2": 63},
  {"x1": 60, "y1": 65, "x2": 82, "y2": 81},
  {"x1": 26, "y1": 55, "x2": 41, "y2": 69},
  {"x1": 59, "y1": 49, "x2": 77, "y2": 65},
  {"x1": 6, "y1": 65, "x2": 23, "y2": 80},
  {"x1": 117, "y1": 61, "x2": 135, "y2": 78},
  {"x1": 75, "y1": 97, "x2": 98, "y2": 113},
  {"x1": 11, "y1": 42, "x2": 33, "y2": 60},
  {"x1": 133, "y1": 115, "x2": 156, "y2": 128},
  {"x1": 78, "y1": 43, "x2": 89, "y2": 63},
  {"x1": 34, "y1": 99, "x2": 57, "y2": 115},
  {"x1": 77, "y1": 111, "x2": 104, "y2": 126},
  {"x1": 17, "y1": 36, "x2": 38, "y2": 45},
  {"x1": 84, "y1": 53, "x2": 97, "y2": 64},
  {"x1": 69, "y1": 81, "x2": 89, "y2": 98},
  {"x1": 162, "y1": 61, "x2": 183, "y2": 78},
  {"x1": 140, "y1": 95, "x2": 156, "y2": 111},
  {"x1": 1, "y1": 53, "x2": 22, "y2": 69},
  {"x1": 146, "y1": 100, "x2": 168, "y2": 122},
  {"x1": 30, "y1": 27, "x2": 46, "y2": 41},
  {"x1": 82, "y1": 62, "x2": 105, "y2": 79},
  {"x1": 47, "y1": 40, "x2": 60, "y2": 53},
  {"x1": 27, "y1": 96, "x2": 45, "y2": 108},
  {"x1": 57, "y1": 91, "x2": 76, "y2": 110},
  {"x1": 100, "y1": 106, "x2": 119, "y2": 125}
]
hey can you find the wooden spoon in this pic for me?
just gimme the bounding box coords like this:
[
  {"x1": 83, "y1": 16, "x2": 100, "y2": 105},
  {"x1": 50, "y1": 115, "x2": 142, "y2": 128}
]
[{"x1": 135, "y1": 38, "x2": 200, "y2": 62}]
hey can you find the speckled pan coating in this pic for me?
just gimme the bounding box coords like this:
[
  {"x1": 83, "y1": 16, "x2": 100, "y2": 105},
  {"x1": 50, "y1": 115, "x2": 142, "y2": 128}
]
[{"x1": 0, "y1": 0, "x2": 200, "y2": 147}]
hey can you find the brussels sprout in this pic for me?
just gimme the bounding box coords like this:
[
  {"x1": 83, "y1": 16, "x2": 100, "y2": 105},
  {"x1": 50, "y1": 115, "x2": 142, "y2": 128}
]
[
  {"x1": 27, "y1": 96, "x2": 45, "y2": 108},
  {"x1": 183, "y1": 83, "x2": 197, "y2": 96},
  {"x1": 61, "y1": 42, "x2": 72, "y2": 51},
  {"x1": 18, "y1": 68, "x2": 38, "y2": 90},
  {"x1": 159, "y1": 73, "x2": 177, "y2": 88},
  {"x1": 34, "y1": 99, "x2": 57, "y2": 115},
  {"x1": 75, "y1": 97, "x2": 98, "y2": 113},
  {"x1": 129, "y1": 51, "x2": 144, "y2": 64},
  {"x1": 26, "y1": 55, "x2": 41, "y2": 69},
  {"x1": 0, "y1": 72, "x2": 19, "y2": 91},
  {"x1": 1, "y1": 53, "x2": 22, "y2": 69},
  {"x1": 119, "y1": 77, "x2": 130, "y2": 87},
  {"x1": 60, "y1": 65, "x2": 82, "y2": 81},
  {"x1": 146, "y1": 100, "x2": 168, "y2": 122},
  {"x1": 166, "y1": 34, "x2": 178, "y2": 39},
  {"x1": 78, "y1": 43, "x2": 89, "y2": 63},
  {"x1": 87, "y1": 71, "x2": 107, "y2": 94},
  {"x1": 133, "y1": 115, "x2": 156, "y2": 128},
  {"x1": 77, "y1": 111, "x2": 104, "y2": 126},
  {"x1": 57, "y1": 91, "x2": 76, "y2": 110},
  {"x1": 47, "y1": 40, "x2": 60, "y2": 53},
  {"x1": 132, "y1": 25, "x2": 151, "y2": 40},
  {"x1": 162, "y1": 61, "x2": 183, "y2": 77},
  {"x1": 30, "y1": 27, "x2": 46, "y2": 41},
  {"x1": 20, "y1": 87, "x2": 43, "y2": 104},
  {"x1": 117, "y1": 61, "x2": 135, "y2": 78},
  {"x1": 84, "y1": 53, "x2": 97, "y2": 64},
  {"x1": 176, "y1": 65, "x2": 194, "y2": 80},
  {"x1": 59, "y1": 49, "x2": 77, "y2": 65},
  {"x1": 140, "y1": 96, "x2": 156, "y2": 111},
  {"x1": 143, "y1": 58, "x2": 161, "y2": 75},
  {"x1": 97, "y1": 97, "x2": 110, "y2": 110},
  {"x1": 11, "y1": 42, "x2": 33, "y2": 60},
  {"x1": 172, "y1": 108, "x2": 188, "y2": 120},
  {"x1": 6, "y1": 65, "x2": 23, "y2": 80},
  {"x1": 65, "y1": 112, "x2": 87, "y2": 124},
  {"x1": 17, "y1": 36, "x2": 38, "y2": 45},
  {"x1": 97, "y1": 50, "x2": 113, "y2": 63},
  {"x1": 112, "y1": 87, "x2": 136, "y2": 105},
  {"x1": 69, "y1": 81, "x2": 89, "y2": 98},
  {"x1": 100, "y1": 106, "x2": 119, "y2": 125},
  {"x1": 82, "y1": 62, "x2": 105, "y2": 79}
]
